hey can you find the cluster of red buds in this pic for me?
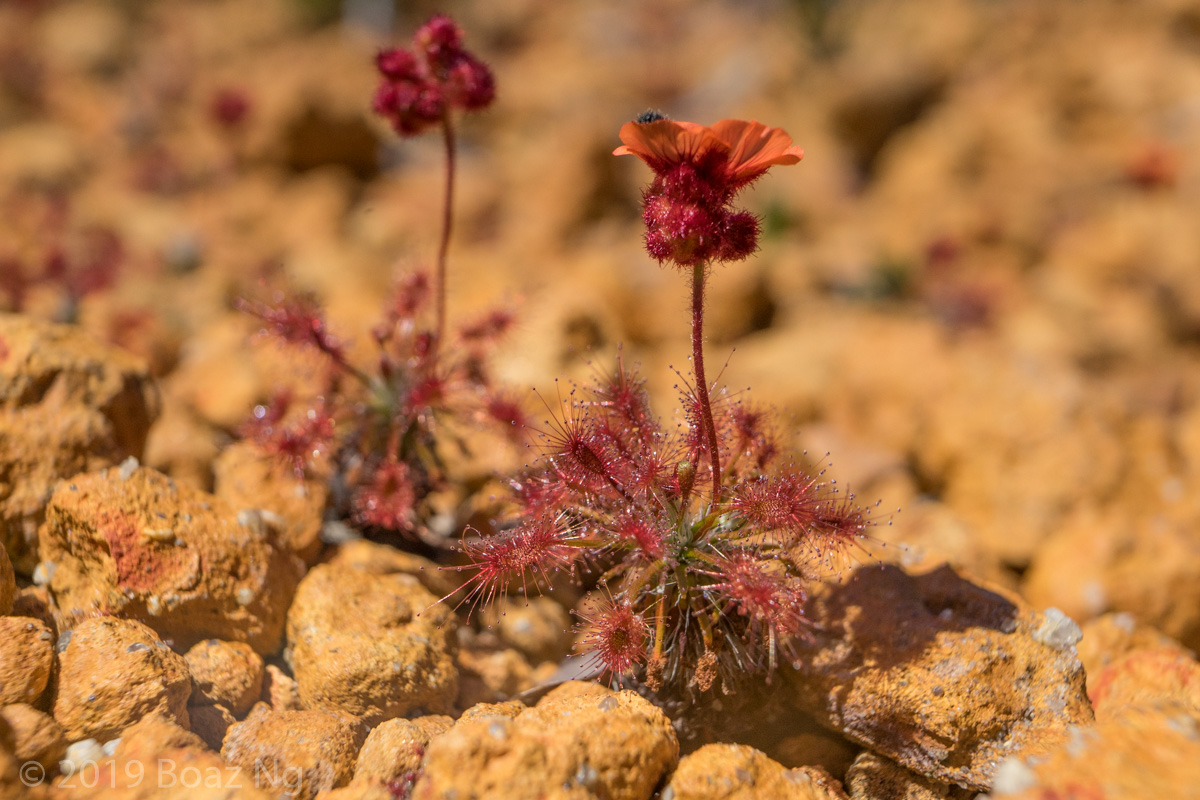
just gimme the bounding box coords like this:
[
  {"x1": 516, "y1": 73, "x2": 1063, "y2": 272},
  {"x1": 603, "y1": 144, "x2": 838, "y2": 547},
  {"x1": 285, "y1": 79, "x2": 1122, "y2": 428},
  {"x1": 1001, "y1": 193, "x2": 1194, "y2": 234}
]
[{"x1": 372, "y1": 14, "x2": 495, "y2": 136}]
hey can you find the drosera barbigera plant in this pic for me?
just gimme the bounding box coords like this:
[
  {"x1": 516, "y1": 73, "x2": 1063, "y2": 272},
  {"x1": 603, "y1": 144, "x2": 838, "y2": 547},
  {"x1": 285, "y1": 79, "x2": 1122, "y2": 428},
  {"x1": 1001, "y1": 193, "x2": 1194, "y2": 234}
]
[
  {"x1": 447, "y1": 114, "x2": 887, "y2": 694},
  {"x1": 236, "y1": 14, "x2": 520, "y2": 541}
]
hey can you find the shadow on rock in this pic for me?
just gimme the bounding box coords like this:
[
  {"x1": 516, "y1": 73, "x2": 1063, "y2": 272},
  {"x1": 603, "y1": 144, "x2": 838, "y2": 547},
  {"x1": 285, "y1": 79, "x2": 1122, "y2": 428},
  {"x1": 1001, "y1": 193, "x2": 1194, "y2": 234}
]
[{"x1": 786, "y1": 564, "x2": 1092, "y2": 792}]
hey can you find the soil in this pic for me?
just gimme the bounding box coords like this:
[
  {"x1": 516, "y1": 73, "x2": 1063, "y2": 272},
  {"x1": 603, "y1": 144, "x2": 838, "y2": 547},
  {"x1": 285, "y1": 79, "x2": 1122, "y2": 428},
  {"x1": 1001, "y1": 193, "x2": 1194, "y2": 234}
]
[{"x1": 3, "y1": 0, "x2": 1200, "y2": 798}]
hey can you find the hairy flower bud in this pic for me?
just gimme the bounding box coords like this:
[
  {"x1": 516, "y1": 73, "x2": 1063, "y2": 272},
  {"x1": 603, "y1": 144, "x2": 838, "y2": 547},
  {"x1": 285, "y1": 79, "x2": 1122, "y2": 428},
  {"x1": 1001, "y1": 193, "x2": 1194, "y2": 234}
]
[
  {"x1": 415, "y1": 14, "x2": 464, "y2": 68},
  {"x1": 376, "y1": 48, "x2": 420, "y2": 81},
  {"x1": 445, "y1": 53, "x2": 496, "y2": 110}
]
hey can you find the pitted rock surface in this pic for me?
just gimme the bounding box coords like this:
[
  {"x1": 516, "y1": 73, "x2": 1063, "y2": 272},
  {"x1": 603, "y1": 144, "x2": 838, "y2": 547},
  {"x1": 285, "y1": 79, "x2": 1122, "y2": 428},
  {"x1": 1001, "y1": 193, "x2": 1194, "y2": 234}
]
[
  {"x1": 222, "y1": 707, "x2": 368, "y2": 800},
  {"x1": 666, "y1": 743, "x2": 849, "y2": 800},
  {"x1": 186, "y1": 639, "x2": 265, "y2": 716},
  {"x1": 0, "y1": 616, "x2": 54, "y2": 705},
  {"x1": 213, "y1": 440, "x2": 328, "y2": 565},
  {"x1": 39, "y1": 464, "x2": 303, "y2": 654},
  {"x1": 413, "y1": 689, "x2": 678, "y2": 800},
  {"x1": 0, "y1": 314, "x2": 159, "y2": 572},
  {"x1": 785, "y1": 565, "x2": 1093, "y2": 791},
  {"x1": 52, "y1": 617, "x2": 191, "y2": 741},
  {"x1": 286, "y1": 562, "x2": 458, "y2": 724}
]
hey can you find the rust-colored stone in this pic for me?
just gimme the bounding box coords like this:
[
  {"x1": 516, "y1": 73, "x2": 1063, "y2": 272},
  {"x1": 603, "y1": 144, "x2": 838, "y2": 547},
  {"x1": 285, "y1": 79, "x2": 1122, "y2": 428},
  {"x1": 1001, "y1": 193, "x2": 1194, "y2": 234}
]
[
  {"x1": 52, "y1": 617, "x2": 191, "y2": 742},
  {"x1": 414, "y1": 689, "x2": 678, "y2": 800},
  {"x1": 39, "y1": 465, "x2": 303, "y2": 654},
  {"x1": 222, "y1": 707, "x2": 368, "y2": 800},
  {"x1": 0, "y1": 616, "x2": 53, "y2": 706},
  {"x1": 0, "y1": 314, "x2": 159, "y2": 573},
  {"x1": 185, "y1": 639, "x2": 265, "y2": 716},
  {"x1": 785, "y1": 565, "x2": 1093, "y2": 791},
  {"x1": 286, "y1": 563, "x2": 458, "y2": 724},
  {"x1": 666, "y1": 744, "x2": 849, "y2": 800}
]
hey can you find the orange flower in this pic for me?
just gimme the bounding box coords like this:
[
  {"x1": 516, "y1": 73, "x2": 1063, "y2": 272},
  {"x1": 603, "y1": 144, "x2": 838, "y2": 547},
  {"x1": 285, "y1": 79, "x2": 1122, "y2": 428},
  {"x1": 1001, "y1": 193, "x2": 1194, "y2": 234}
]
[{"x1": 614, "y1": 118, "x2": 803, "y2": 186}]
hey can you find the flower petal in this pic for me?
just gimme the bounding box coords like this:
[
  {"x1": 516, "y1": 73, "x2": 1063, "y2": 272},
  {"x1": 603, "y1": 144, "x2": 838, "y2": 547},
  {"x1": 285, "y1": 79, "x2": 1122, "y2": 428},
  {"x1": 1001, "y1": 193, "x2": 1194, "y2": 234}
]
[
  {"x1": 614, "y1": 119, "x2": 717, "y2": 170},
  {"x1": 709, "y1": 119, "x2": 804, "y2": 183}
]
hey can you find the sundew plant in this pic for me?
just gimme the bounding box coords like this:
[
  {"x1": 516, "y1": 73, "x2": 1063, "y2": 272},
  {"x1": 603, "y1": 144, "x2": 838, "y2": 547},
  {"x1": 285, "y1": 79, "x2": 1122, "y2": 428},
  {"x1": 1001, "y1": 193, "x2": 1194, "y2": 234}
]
[
  {"x1": 451, "y1": 113, "x2": 882, "y2": 693},
  {"x1": 238, "y1": 15, "x2": 521, "y2": 539}
]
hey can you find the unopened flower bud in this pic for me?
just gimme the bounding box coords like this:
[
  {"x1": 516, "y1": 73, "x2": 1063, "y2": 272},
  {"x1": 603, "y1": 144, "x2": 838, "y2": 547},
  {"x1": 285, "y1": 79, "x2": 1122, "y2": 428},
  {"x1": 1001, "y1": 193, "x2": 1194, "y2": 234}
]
[
  {"x1": 416, "y1": 14, "x2": 464, "y2": 71},
  {"x1": 676, "y1": 460, "x2": 696, "y2": 500},
  {"x1": 376, "y1": 48, "x2": 420, "y2": 81},
  {"x1": 445, "y1": 54, "x2": 495, "y2": 111}
]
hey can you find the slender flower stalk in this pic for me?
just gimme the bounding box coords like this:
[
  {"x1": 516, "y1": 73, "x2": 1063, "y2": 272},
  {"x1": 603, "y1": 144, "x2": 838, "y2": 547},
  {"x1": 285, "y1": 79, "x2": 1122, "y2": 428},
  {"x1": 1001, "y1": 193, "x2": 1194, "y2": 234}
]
[
  {"x1": 690, "y1": 262, "x2": 721, "y2": 501},
  {"x1": 372, "y1": 14, "x2": 495, "y2": 360},
  {"x1": 435, "y1": 112, "x2": 457, "y2": 357},
  {"x1": 616, "y1": 114, "x2": 803, "y2": 503}
]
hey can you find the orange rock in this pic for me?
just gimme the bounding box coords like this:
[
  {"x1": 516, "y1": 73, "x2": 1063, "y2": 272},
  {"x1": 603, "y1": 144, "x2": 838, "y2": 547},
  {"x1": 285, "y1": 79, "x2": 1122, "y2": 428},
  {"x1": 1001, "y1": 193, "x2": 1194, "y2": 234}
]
[
  {"x1": 39, "y1": 465, "x2": 304, "y2": 654},
  {"x1": 481, "y1": 596, "x2": 573, "y2": 666},
  {"x1": 0, "y1": 704, "x2": 66, "y2": 776},
  {"x1": 285, "y1": 563, "x2": 458, "y2": 724},
  {"x1": 1088, "y1": 648, "x2": 1200, "y2": 719},
  {"x1": 773, "y1": 727, "x2": 860, "y2": 785},
  {"x1": 9, "y1": 585, "x2": 59, "y2": 639},
  {"x1": 316, "y1": 784, "x2": 394, "y2": 800},
  {"x1": 0, "y1": 617, "x2": 53, "y2": 706},
  {"x1": 455, "y1": 641, "x2": 534, "y2": 709},
  {"x1": 55, "y1": 712, "x2": 270, "y2": 799},
  {"x1": 1076, "y1": 613, "x2": 1191, "y2": 681},
  {"x1": 1, "y1": 707, "x2": 48, "y2": 799},
  {"x1": 185, "y1": 639, "x2": 265, "y2": 716},
  {"x1": 1024, "y1": 506, "x2": 1200, "y2": 653},
  {"x1": 53, "y1": 618, "x2": 191, "y2": 742},
  {"x1": 187, "y1": 702, "x2": 236, "y2": 752},
  {"x1": 987, "y1": 706, "x2": 1200, "y2": 800},
  {"x1": 0, "y1": 542, "x2": 13, "y2": 614},
  {"x1": 352, "y1": 716, "x2": 445, "y2": 788},
  {"x1": 844, "y1": 751, "x2": 968, "y2": 800},
  {"x1": 457, "y1": 699, "x2": 527, "y2": 723},
  {"x1": 0, "y1": 315, "x2": 160, "y2": 573},
  {"x1": 533, "y1": 680, "x2": 615, "y2": 707},
  {"x1": 414, "y1": 690, "x2": 678, "y2": 800},
  {"x1": 212, "y1": 440, "x2": 328, "y2": 565},
  {"x1": 326, "y1": 539, "x2": 457, "y2": 598},
  {"x1": 786, "y1": 565, "x2": 1093, "y2": 792},
  {"x1": 666, "y1": 743, "x2": 849, "y2": 800},
  {"x1": 141, "y1": 399, "x2": 222, "y2": 492},
  {"x1": 261, "y1": 663, "x2": 301, "y2": 712},
  {"x1": 222, "y1": 707, "x2": 368, "y2": 800}
]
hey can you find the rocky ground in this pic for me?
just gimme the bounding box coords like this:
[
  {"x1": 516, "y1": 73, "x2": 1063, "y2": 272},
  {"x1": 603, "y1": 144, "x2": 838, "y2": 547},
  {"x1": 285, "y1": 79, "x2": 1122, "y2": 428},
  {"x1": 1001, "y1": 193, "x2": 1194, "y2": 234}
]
[{"x1": 3, "y1": 0, "x2": 1200, "y2": 797}]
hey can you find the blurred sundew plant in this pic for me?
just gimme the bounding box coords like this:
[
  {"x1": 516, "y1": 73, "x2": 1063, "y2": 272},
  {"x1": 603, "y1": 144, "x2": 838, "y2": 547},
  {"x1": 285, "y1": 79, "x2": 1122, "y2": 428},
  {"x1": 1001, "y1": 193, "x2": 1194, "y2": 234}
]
[
  {"x1": 445, "y1": 108, "x2": 886, "y2": 693},
  {"x1": 237, "y1": 15, "x2": 522, "y2": 540}
]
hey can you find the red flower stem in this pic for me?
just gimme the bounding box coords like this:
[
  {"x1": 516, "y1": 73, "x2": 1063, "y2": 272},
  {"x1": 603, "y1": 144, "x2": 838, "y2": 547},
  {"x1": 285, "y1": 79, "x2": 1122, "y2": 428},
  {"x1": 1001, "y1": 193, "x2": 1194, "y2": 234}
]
[
  {"x1": 434, "y1": 111, "x2": 457, "y2": 362},
  {"x1": 691, "y1": 262, "x2": 722, "y2": 503}
]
